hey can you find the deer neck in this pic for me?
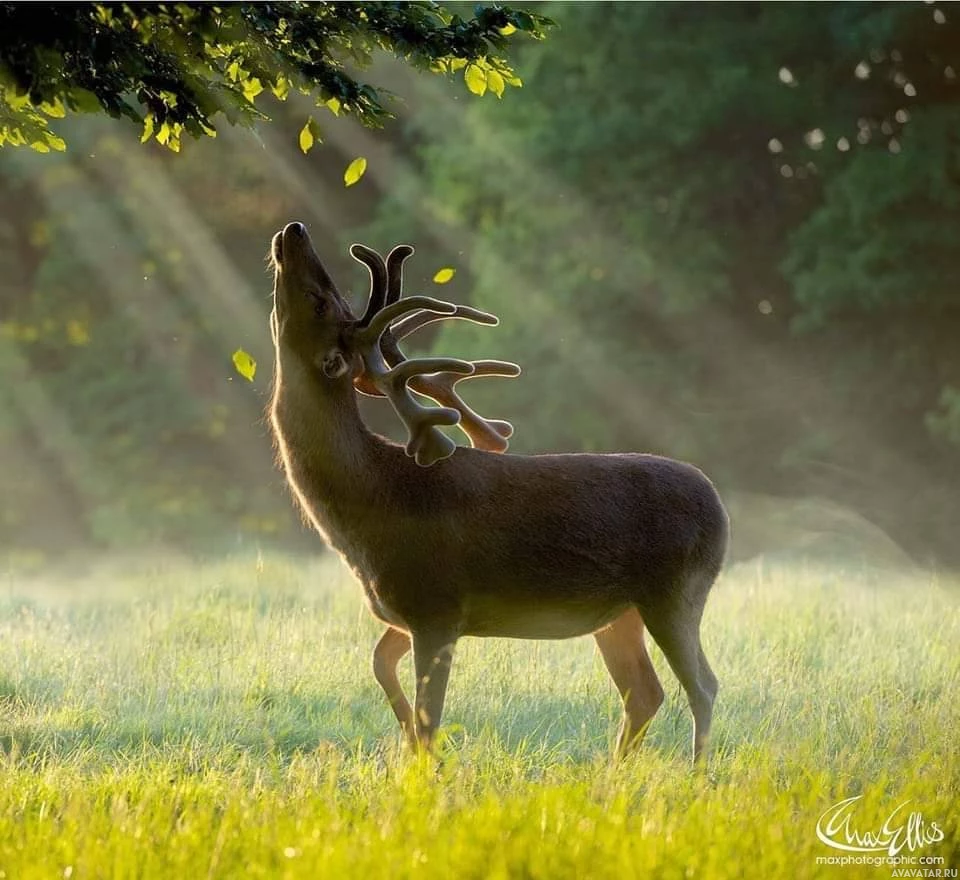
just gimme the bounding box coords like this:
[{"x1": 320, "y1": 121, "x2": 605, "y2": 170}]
[{"x1": 269, "y1": 349, "x2": 384, "y2": 536}]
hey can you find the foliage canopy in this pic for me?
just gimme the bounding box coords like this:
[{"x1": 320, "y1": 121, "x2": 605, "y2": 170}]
[{"x1": 0, "y1": 1, "x2": 550, "y2": 152}]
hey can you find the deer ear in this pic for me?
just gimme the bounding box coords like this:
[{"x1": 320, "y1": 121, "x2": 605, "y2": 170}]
[
  {"x1": 318, "y1": 349, "x2": 349, "y2": 378},
  {"x1": 348, "y1": 351, "x2": 365, "y2": 380}
]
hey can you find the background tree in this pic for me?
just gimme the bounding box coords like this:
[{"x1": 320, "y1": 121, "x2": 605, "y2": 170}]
[{"x1": 365, "y1": 1, "x2": 960, "y2": 563}]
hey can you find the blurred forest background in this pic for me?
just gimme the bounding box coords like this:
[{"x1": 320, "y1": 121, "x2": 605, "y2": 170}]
[{"x1": 1, "y1": 1, "x2": 958, "y2": 570}]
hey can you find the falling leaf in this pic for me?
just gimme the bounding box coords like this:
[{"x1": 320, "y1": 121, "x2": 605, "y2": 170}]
[
  {"x1": 465, "y1": 64, "x2": 487, "y2": 96},
  {"x1": 344, "y1": 156, "x2": 367, "y2": 187},
  {"x1": 140, "y1": 113, "x2": 154, "y2": 144},
  {"x1": 499, "y1": 23, "x2": 517, "y2": 35},
  {"x1": 299, "y1": 118, "x2": 315, "y2": 154},
  {"x1": 433, "y1": 267, "x2": 456, "y2": 284},
  {"x1": 325, "y1": 97, "x2": 341, "y2": 116},
  {"x1": 298, "y1": 117, "x2": 322, "y2": 154},
  {"x1": 232, "y1": 349, "x2": 256, "y2": 382},
  {"x1": 66, "y1": 320, "x2": 90, "y2": 346}
]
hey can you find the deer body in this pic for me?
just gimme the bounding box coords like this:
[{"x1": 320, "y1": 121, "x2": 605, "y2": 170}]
[{"x1": 268, "y1": 222, "x2": 728, "y2": 761}]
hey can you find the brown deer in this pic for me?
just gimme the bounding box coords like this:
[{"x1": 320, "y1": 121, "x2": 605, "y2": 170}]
[{"x1": 268, "y1": 221, "x2": 728, "y2": 762}]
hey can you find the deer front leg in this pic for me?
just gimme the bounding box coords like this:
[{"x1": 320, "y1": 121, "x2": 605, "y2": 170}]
[
  {"x1": 411, "y1": 629, "x2": 457, "y2": 751},
  {"x1": 372, "y1": 627, "x2": 415, "y2": 747},
  {"x1": 594, "y1": 607, "x2": 665, "y2": 758}
]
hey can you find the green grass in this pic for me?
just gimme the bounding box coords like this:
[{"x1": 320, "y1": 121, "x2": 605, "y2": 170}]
[{"x1": 0, "y1": 554, "x2": 958, "y2": 878}]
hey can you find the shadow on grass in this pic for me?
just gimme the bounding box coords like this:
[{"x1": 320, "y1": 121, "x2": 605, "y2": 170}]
[
  {"x1": 1, "y1": 688, "x2": 366, "y2": 765},
  {"x1": 0, "y1": 682, "x2": 765, "y2": 771}
]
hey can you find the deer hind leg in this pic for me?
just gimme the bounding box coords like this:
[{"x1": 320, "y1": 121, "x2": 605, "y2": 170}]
[
  {"x1": 698, "y1": 645, "x2": 719, "y2": 704},
  {"x1": 411, "y1": 629, "x2": 457, "y2": 751},
  {"x1": 641, "y1": 597, "x2": 717, "y2": 765},
  {"x1": 372, "y1": 627, "x2": 416, "y2": 747},
  {"x1": 594, "y1": 607, "x2": 665, "y2": 758}
]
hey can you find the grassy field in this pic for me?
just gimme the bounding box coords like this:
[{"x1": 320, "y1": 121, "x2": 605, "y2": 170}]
[{"x1": 0, "y1": 553, "x2": 957, "y2": 879}]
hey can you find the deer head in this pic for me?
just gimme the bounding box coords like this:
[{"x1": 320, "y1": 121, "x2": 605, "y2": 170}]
[{"x1": 270, "y1": 221, "x2": 520, "y2": 466}]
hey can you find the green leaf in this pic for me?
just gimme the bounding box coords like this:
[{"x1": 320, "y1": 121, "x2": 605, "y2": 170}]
[
  {"x1": 325, "y1": 97, "x2": 341, "y2": 116},
  {"x1": 487, "y1": 69, "x2": 505, "y2": 99},
  {"x1": 465, "y1": 64, "x2": 488, "y2": 96},
  {"x1": 3, "y1": 126, "x2": 25, "y2": 146},
  {"x1": 344, "y1": 157, "x2": 367, "y2": 187},
  {"x1": 514, "y1": 11, "x2": 537, "y2": 31},
  {"x1": 153, "y1": 120, "x2": 182, "y2": 152},
  {"x1": 432, "y1": 267, "x2": 456, "y2": 284},
  {"x1": 232, "y1": 349, "x2": 256, "y2": 382},
  {"x1": 45, "y1": 132, "x2": 66, "y2": 152},
  {"x1": 271, "y1": 76, "x2": 290, "y2": 101},
  {"x1": 241, "y1": 77, "x2": 263, "y2": 103},
  {"x1": 2, "y1": 89, "x2": 31, "y2": 112},
  {"x1": 69, "y1": 88, "x2": 102, "y2": 113},
  {"x1": 40, "y1": 98, "x2": 65, "y2": 118}
]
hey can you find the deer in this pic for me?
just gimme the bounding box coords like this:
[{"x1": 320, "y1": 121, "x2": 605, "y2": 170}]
[{"x1": 267, "y1": 221, "x2": 728, "y2": 763}]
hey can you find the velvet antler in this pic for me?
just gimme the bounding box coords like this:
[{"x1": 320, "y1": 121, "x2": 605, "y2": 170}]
[{"x1": 349, "y1": 244, "x2": 520, "y2": 466}]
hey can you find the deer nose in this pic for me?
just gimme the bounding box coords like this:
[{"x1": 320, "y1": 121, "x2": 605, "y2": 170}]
[{"x1": 284, "y1": 221, "x2": 306, "y2": 237}]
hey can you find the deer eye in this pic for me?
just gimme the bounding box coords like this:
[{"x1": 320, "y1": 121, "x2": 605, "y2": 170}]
[{"x1": 307, "y1": 291, "x2": 328, "y2": 316}]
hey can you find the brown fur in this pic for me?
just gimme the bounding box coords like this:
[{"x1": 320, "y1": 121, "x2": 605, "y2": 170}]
[{"x1": 268, "y1": 222, "x2": 729, "y2": 762}]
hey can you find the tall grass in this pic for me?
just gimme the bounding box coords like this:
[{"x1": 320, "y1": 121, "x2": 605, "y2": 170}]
[{"x1": 0, "y1": 555, "x2": 957, "y2": 878}]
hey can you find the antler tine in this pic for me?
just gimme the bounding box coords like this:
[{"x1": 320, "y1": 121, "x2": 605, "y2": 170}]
[
  {"x1": 407, "y1": 360, "x2": 522, "y2": 453},
  {"x1": 391, "y1": 304, "x2": 498, "y2": 340},
  {"x1": 352, "y1": 244, "x2": 418, "y2": 397},
  {"x1": 385, "y1": 245, "x2": 414, "y2": 306},
  {"x1": 352, "y1": 244, "x2": 388, "y2": 328},
  {"x1": 356, "y1": 296, "x2": 458, "y2": 348}
]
